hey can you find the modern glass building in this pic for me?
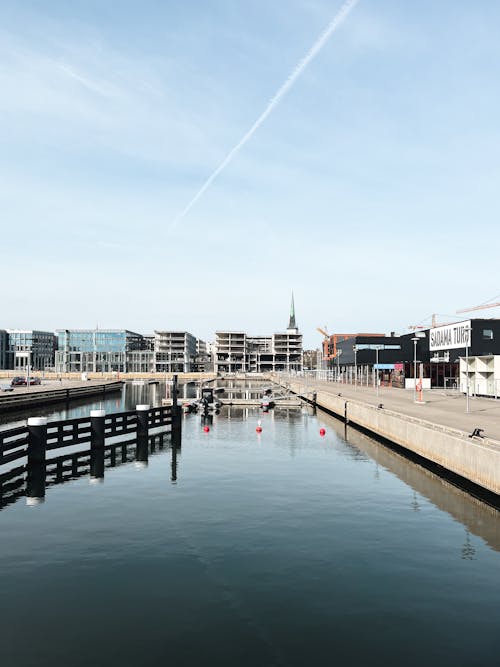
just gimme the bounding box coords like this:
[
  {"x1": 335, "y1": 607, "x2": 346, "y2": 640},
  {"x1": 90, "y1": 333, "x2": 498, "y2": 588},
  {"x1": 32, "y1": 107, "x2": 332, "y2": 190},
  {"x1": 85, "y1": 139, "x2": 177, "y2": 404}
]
[
  {"x1": 6, "y1": 330, "x2": 56, "y2": 371},
  {"x1": 0, "y1": 330, "x2": 7, "y2": 369},
  {"x1": 55, "y1": 329, "x2": 146, "y2": 373}
]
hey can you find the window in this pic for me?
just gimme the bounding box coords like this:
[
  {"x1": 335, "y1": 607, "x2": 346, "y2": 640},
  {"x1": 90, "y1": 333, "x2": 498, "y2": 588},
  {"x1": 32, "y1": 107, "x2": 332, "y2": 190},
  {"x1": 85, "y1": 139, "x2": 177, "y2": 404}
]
[{"x1": 483, "y1": 329, "x2": 493, "y2": 340}]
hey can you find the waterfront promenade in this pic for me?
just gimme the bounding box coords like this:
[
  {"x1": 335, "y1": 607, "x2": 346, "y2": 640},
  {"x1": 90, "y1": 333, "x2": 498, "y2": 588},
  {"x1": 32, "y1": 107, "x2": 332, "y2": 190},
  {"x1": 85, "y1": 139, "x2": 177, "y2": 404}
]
[
  {"x1": 0, "y1": 379, "x2": 122, "y2": 414},
  {"x1": 294, "y1": 378, "x2": 500, "y2": 443},
  {"x1": 273, "y1": 373, "x2": 500, "y2": 498}
]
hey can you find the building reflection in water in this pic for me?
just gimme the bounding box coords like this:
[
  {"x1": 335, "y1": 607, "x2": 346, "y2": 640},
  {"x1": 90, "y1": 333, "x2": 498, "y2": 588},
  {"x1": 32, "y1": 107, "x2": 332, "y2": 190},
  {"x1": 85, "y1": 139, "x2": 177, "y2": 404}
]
[{"x1": 320, "y1": 413, "x2": 500, "y2": 555}]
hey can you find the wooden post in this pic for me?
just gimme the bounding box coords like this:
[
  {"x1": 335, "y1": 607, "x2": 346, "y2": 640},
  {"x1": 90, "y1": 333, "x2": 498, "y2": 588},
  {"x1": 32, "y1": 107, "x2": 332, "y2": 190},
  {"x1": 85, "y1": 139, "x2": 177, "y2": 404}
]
[
  {"x1": 27, "y1": 417, "x2": 47, "y2": 505},
  {"x1": 90, "y1": 409, "x2": 106, "y2": 482},
  {"x1": 172, "y1": 374, "x2": 178, "y2": 411},
  {"x1": 136, "y1": 404, "x2": 150, "y2": 467},
  {"x1": 27, "y1": 417, "x2": 47, "y2": 467},
  {"x1": 171, "y1": 374, "x2": 182, "y2": 448},
  {"x1": 90, "y1": 409, "x2": 105, "y2": 450}
]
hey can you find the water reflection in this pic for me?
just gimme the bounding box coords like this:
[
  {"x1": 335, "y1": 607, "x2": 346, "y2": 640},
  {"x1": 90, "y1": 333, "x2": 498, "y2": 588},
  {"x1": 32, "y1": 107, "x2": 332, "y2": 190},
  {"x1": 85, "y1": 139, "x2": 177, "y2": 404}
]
[
  {"x1": 0, "y1": 381, "x2": 197, "y2": 430},
  {"x1": 0, "y1": 432, "x2": 180, "y2": 511},
  {"x1": 319, "y1": 412, "x2": 500, "y2": 553}
]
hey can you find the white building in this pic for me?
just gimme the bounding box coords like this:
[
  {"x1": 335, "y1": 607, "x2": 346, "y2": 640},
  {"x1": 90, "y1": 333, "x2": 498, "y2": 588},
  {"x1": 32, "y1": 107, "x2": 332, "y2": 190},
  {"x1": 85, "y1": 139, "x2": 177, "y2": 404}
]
[{"x1": 460, "y1": 356, "x2": 500, "y2": 398}]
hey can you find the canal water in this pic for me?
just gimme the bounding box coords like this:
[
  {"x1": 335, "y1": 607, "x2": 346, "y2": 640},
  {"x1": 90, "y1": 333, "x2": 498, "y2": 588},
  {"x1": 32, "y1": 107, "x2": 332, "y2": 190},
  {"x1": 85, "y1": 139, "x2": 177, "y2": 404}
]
[{"x1": 1, "y1": 383, "x2": 500, "y2": 666}]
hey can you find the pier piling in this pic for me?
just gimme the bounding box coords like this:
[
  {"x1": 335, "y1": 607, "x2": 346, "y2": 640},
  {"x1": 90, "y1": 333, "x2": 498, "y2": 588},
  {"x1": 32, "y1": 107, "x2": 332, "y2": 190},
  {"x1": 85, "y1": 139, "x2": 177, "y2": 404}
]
[
  {"x1": 27, "y1": 417, "x2": 47, "y2": 467},
  {"x1": 27, "y1": 417, "x2": 48, "y2": 504},
  {"x1": 171, "y1": 374, "x2": 182, "y2": 447},
  {"x1": 90, "y1": 409, "x2": 106, "y2": 450},
  {"x1": 90, "y1": 409, "x2": 106, "y2": 482},
  {"x1": 136, "y1": 404, "x2": 150, "y2": 466}
]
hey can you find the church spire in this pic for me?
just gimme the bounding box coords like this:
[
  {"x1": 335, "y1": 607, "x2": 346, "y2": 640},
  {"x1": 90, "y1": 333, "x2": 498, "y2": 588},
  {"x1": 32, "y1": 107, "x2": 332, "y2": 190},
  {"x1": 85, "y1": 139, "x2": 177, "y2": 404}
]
[{"x1": 288, "y1": 292, "x2": 297, "y2": 330}]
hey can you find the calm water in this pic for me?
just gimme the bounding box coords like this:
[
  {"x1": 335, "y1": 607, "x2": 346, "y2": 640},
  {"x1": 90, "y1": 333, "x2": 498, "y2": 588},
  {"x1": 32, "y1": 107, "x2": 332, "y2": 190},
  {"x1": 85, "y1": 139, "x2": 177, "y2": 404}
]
[{"x1": 1, "y1": 384, "x2": 500, "y2": 666}]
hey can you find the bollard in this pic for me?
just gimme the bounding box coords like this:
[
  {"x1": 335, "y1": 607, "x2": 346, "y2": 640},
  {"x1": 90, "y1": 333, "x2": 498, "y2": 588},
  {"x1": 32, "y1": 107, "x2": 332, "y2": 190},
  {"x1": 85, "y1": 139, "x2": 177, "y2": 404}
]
[
  {"x1": 27, "y1": 417, "x2": 47, "y2": 505},
  {"x1": 136, "y1": 404, "x2": 150, "y2": 467}
]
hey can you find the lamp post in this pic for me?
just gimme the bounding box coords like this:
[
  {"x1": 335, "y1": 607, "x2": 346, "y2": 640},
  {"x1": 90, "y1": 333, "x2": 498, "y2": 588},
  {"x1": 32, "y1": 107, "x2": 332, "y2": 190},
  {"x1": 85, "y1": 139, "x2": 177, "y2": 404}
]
[
  {"x1": 464, "y1": 326, "x2": 471, "y2": 414},
  {"x1": 411, "y1": 337, "x2": 418, "y2": 403},
  {"x1": 353, "y1": 345, "x2": 358, "y2": 391}
]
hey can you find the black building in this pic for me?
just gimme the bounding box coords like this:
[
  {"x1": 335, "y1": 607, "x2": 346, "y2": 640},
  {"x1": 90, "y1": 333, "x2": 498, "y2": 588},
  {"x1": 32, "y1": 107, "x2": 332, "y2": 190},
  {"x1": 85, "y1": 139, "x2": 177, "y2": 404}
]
[{"x1": 331, "y1": 320, "x2": 500, "y2": 389}]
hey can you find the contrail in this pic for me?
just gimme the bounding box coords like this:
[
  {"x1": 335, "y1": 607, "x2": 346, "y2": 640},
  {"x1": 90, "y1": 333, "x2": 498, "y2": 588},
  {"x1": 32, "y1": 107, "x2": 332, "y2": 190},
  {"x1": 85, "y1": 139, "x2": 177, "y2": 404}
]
[{"x1": 170, "y1": 0, "x2": 359, "y2": 229}]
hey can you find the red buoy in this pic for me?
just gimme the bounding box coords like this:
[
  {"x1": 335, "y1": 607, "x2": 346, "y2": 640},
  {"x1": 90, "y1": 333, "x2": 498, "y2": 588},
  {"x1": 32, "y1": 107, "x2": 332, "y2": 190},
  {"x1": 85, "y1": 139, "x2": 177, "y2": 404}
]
[
  {"x1": 319, "y1": 428, "x2": 326, "y2": 436},
  {"x1": 256, "y1": 426, "x2": 262, "y2": 433},
  {"x1": 203, "y1": 425, "x2": 210, "y2": 433}
]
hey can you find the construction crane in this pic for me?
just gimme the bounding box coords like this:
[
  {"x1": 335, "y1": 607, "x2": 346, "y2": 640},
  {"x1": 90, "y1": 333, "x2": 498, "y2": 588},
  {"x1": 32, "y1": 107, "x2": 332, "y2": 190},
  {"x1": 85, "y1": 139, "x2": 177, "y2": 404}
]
[
  {"x1": 456, "y1": 301, "x2": 500, "y2": 315},
  {"x1": 408, "y1": 313, "x2": 457, "y2": 329}
]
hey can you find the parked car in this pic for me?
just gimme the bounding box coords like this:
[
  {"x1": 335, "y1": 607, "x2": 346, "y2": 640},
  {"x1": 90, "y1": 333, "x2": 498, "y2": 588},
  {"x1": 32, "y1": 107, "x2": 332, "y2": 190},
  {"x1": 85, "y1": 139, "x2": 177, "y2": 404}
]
[
  {"x1": 27, "y1": 377, "x2": 41, "y2": 386},
  {"x1": 0, "y1": 384, "x2": 14, "y2": 392},
  {"x1": 11, "y1": 376, "x2": 26, "y2": 386}
]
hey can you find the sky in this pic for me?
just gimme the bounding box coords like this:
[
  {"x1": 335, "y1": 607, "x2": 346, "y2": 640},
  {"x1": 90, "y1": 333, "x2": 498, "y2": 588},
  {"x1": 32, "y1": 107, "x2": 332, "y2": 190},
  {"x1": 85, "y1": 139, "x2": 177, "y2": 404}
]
[{"x1": 1, "y1": 0, "x2": 499, "y2": 347}]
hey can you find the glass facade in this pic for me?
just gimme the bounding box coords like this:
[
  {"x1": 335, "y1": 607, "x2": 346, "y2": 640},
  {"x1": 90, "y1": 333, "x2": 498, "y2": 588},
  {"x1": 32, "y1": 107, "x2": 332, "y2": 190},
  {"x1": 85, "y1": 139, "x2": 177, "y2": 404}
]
[
  {"x1": 6, "y1": 330, "x2": 56, "y2": 371},
  {"x1": 0, "y1": 330, "x2": 7, "y2": 369},
  {"x1": 57, "y1": 330, "x2": 144, "y2": 354},
  {"x1": 55, "y1": 330, "x2": 145, "y2": 373}
]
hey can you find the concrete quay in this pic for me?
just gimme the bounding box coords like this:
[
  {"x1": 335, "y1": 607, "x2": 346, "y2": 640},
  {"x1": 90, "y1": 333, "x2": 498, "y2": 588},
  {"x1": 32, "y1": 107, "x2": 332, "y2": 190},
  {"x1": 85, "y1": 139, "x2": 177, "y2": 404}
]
[
  {"x1": 0, "y1": 371, "x2": 217, "y2": 383},
  {"x1": 0, "y1": 380, "x2": 122, "y2": 413},
  {"x1": 272, "y1": 375, "x2": 500, "y2": 500}
]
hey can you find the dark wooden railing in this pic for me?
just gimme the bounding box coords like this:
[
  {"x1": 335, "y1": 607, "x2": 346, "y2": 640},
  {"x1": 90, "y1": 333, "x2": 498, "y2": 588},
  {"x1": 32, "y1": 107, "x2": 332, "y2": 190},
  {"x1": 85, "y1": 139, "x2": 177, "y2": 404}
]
[
  {"x1": 0, "y1": 426, "x2": 29, "y2": 465},
  {"x1": 0, "y1": 404, "x2": 178, "y2": 464},
  {"x1": 0, "y1": 430, "x2": 178, "y2": 512},
  {"x1": 0, "y1": 396, "x2": 182, "y2": 511}
]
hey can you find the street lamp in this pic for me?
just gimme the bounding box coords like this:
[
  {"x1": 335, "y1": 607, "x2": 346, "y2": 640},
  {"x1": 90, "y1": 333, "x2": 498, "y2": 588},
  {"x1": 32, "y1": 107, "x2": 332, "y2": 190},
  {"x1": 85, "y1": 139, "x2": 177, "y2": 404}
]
[
  {"x1": 464, "y1": 326, "x2": 471, "y2": 414},
  {"x1": 353, "y1": 345, "x2": 358, "y2": 391},
  {"x1": 373, "y1": 345, "x2": 383, "y2": 396},
  {"x1": 411, "y1": 337, "x2": 418, "y2": 403}
]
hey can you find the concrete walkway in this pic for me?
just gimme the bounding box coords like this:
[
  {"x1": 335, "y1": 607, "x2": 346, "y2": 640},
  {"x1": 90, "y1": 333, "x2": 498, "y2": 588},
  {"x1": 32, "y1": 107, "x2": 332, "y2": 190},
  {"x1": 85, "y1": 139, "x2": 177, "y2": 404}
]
[
  {"x1": 293, "y1": 378, "x2": 500, "y2": 443},
  {"x1": 0, "y1": 379, "x2": 119, "y2": 395}
]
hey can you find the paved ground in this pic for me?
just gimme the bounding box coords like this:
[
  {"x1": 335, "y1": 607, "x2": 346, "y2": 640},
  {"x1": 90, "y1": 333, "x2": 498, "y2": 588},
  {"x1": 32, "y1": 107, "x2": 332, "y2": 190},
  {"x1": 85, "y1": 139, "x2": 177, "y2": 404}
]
[
  {"x1": 0, "y1": 379, "x2": 120, "y2": 395},
  {"x1": 293, "y1": 378, "x2": 500, "y2": 442}
]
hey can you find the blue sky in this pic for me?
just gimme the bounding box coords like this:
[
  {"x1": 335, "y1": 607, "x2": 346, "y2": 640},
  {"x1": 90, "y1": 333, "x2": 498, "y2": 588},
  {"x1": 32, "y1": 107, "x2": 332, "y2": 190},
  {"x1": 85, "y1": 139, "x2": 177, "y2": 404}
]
[{"x1": 1, "y1": 1, "x2": 499, "y2": 346}]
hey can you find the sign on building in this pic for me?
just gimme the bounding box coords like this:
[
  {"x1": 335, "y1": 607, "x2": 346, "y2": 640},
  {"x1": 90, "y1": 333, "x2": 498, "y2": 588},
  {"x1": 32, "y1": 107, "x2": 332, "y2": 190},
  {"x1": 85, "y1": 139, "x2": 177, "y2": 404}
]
[{"x1": 429, "y1": 320, "x2": 471, "y2": 352}]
